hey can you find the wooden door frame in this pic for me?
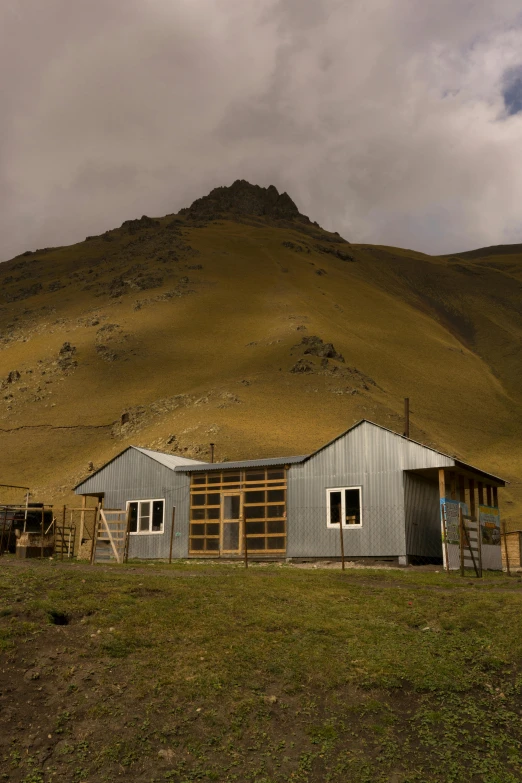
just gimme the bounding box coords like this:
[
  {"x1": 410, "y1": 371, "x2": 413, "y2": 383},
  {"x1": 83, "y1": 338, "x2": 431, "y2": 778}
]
[{"x1": 220, "y1": 491, "x2": 243, "y2": 555}]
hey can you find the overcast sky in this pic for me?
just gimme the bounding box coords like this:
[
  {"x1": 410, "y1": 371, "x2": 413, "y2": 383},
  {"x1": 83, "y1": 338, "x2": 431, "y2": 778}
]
[{"x1": 2, "y1": 0, "x2": 522, "y2": 261}]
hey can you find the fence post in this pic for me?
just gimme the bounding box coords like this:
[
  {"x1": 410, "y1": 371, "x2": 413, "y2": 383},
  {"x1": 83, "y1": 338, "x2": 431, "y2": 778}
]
[
  {"x1": 168, "y1": 507, "x2": 176, "y2": 565},
  {"x1": 459, "y1": 506, "x2": 465, "y2": 577},
  {"x1": 243, "y1": 518, "x2": 248, "y2": 569},
  {"x1": 502, "y1": 521, "x2": 511, "y2": 577},
  {"x1": 339, "y1": 518, "x2": 345, "y2": 571},
  {"x1": 40, "y1": 507, "x2": 44, "y2": 560}
]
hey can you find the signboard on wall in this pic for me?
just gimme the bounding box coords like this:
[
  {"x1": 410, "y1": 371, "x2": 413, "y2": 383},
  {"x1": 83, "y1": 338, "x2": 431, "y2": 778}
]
[{"x1": 479, "y1": 505, "x2": 501, "y2": 546}]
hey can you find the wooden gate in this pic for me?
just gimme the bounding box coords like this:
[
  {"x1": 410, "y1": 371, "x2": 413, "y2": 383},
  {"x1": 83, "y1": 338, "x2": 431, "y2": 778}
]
[{"x1": 92, "y1": 509, "x2": 130, "y2": 564}]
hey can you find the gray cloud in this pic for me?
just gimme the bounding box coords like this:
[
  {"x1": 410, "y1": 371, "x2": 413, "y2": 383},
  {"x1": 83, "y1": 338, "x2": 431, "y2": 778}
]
[{"x1": 2, "y1": 0, "x2": 522, "y2": 261}]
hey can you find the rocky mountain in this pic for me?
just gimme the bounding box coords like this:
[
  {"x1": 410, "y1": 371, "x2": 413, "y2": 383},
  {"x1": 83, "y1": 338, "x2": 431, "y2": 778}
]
[{"x1": 0, "y1": 181, "x2": 521, "y2": 521}]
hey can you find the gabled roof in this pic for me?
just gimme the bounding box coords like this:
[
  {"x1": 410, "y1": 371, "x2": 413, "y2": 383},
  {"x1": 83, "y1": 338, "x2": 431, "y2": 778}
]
[
  {"x1": 302, "y1": 419, "x2": 506, "y2": 484},
  {"x1": 74, "y1": 446, "x2": 206, "y2": 490}
]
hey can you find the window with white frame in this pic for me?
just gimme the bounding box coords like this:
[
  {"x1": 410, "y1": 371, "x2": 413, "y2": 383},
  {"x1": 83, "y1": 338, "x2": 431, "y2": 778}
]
[
  {"x1": 127, "y1": 499, "x2": 164, "y2": 534},
  {"x1": 326, "y1": 487, "x2": 362, "y2": 527}
]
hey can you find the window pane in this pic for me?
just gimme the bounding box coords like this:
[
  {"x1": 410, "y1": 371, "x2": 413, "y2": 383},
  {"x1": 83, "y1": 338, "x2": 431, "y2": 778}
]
[
  {"x1": 206, "y1": 523, "x2": 220, "y2": 536},
  {"x1": 248, "y1": 537, "x2": 266, "y2": 550},
  {"x1": 345, "y1": 489, "x2": 361, "y2": 524},
  {"x1": 223, "y1": 473, "x2": 240, "y2": 483},
  {"x1": 193, "y1": 475, "x2": 206, "y2": 484},
  {"x1": 190, "y1": 538, "x2": 204, "y2": 551},
  {"x1": 244, "y1": 505, "x2": 265, "y2": 519},
  {"x1": 152, "y1": 500, "x2": 163, "y2": 531},
  {"x1": 267, "y1": 489, "x2": 284, "y2": 502},
  {"x1": 128, "y1": 502, "x2": 138, "y2": 533},
  {"x1": 245, "y1": 490, "x2": 265, "y2": 503},
  {"x1": 207, "y1": 493, "x2": 220, "y2": 506},
  {"x1": 139, "y1": 501, "x2": 150, "y2": 532},
  {"x1": 329, "y1": 491, "x2": 342, "y2": 524},
  {"x1": 267, "y1": 469, "x2": 284, "y2": 480},
  {"x1": 267, "y1": 519, "x2": 285, "y2": 534},
  {"x1": 267, "y1": 505, "x2": 285, "y2": 518},
  {"x1": 223, "y1": 522, "x2": 239, "y2": 550},
  {"x1": 206, "y1": 538, "x2": 220, "y2": 551},
  {"x1": 192, "y1": 494, "x2": 205, "y2": 506},
  {"x1": 246, "y1": 521, "x2": 265, "y2": 535},
  {"x1": 192, "y1": 508, "x2": 205, "y2": 520},
  {"x1": 245, "y1": 470, "x2": 265, "y2": 482},
  {"x1": 207, "y1": 507, "x2": 220, "y2": 519},
  {"x1": 191, "y1": 523, "x2": 205, "y2": 536},
  {"x1": 208, "y1": 474, "x2": 220, "y2": 484},
  {"x1": 224, "y1": 495, "x2": 240, "y2": 519},
  {"x1": 267, "y1": 536, "x2": 285, "y2": 550}
]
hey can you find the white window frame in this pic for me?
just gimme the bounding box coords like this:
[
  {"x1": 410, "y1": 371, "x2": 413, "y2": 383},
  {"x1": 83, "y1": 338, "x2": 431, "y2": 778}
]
[
  {"x1": 326, "y1": 487, "x2": 362, "y2": 529},
  {"x1": 126, "y1": 498, "x2": 165, "y2": 535}
]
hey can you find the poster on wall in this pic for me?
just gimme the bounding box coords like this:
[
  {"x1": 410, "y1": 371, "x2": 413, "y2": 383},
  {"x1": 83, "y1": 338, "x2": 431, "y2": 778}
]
[
  {"x1": 479, "y1": 506, "x2": 501, "y2": 545},
  {"x1": 441, "y1": 499, "x2": 468, "y2": 570}
]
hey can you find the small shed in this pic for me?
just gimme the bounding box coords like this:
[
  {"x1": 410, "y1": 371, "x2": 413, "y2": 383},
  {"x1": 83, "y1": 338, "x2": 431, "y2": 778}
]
[
  {"x1": 75, "y1": 420, "x2": 506, "y2": 565},
  {"x1": 503, "y1": 531, "x2": 522, "y2": 571},
  {"x1": 74, "y1": 446, "x2": 205, "y2": 560}
]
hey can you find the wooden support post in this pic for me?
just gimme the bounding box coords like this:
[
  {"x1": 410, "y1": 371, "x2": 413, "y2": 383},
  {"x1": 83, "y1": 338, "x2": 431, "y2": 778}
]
[
  {"x1": 61, "y1": 505, "x2": 66, "y2": 561},
  {"x1": 493, "y1": 486, "x2": 498, "y2": 508},
  {"x1": 168, "y1": 507, "x2": 176, "y2": 564},
  {"x1": 450, "y1": 472, "x2": 457, "y2": 500},
  {"x1": 90, "y1": 504, "x2": 100, "y2": 565},
  {"x1": 486, "y1": 485, "x2": 492, "y2": 507},
  {"x1": 478, "y1": 482, "x2": 484, "y2": 506},
  {"x1": 502, "y1": 521, "x2": 511, "y2": 576},
  {"x1": 78, "y1": 495, "x2": 86, "y2": 547},
  {"x1": 439, "y1": 469, "x2": 449, "y2": 573},
  {"x1": 40, "y1": 507, "x2": 44, "y2": 560}
]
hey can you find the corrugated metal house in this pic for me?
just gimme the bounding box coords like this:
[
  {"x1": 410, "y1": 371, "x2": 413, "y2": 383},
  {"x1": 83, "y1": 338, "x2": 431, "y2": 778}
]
[{"x1": 75, "y1": 420, "x2": 505, "y2": 564}]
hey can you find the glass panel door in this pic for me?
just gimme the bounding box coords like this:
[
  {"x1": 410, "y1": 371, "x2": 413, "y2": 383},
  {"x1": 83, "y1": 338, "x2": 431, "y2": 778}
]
[{"x1": 221, "y1": 493, "x2": 241, "y2": 553}]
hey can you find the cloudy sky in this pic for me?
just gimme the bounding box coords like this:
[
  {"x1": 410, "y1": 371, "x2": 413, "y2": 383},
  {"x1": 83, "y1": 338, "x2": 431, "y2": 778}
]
[{"x1": 2, "y1": 0, "x2": 522, "y2": 261}]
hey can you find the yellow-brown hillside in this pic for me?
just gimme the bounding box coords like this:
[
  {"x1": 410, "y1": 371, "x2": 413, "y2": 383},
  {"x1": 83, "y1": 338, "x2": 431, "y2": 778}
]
[{"x1": 0, "y1": 183, "x2": 520, "y2": 523}]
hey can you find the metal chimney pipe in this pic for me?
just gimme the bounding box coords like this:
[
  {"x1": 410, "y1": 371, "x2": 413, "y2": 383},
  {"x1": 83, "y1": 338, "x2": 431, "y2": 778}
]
[
  {"x1": 404, "y1": 398, "x2": 410, "y2": 438},
  {"x1": 210, "y1": 443, "x2": 215, "y2": 463}
]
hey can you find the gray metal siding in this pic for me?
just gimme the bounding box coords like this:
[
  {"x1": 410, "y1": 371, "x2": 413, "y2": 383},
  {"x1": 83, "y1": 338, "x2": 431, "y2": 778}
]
[
  {"x1": 75, "y1": 449, "x2": 192, "y2": 559},
  {"x1": 404, "y1": 473, "x2": 442, "y2": 558},
  {"x1": 287, "y1": 421, "x2": 454, "y2": 558}
]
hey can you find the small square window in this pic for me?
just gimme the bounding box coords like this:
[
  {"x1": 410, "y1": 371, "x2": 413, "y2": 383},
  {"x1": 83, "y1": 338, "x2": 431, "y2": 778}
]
[{"x1": 326, "y1": 488, "x2": 362, "y2": 528}]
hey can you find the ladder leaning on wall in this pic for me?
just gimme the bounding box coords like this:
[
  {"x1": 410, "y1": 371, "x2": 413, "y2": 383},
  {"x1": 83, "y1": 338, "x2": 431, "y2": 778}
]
[{"x1": 91, "y1": 508, "x2": 130, "y2": 565}]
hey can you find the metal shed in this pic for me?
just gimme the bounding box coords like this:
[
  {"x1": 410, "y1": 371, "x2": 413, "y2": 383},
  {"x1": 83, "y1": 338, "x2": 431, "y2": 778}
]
[{"x1": 74, "y1": 446, "x2": 206, "y2": 559}]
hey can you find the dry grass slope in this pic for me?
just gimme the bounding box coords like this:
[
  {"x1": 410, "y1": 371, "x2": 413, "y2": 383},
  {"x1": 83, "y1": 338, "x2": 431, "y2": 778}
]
[{"x1": 0, "y1": 187, "x2": 521, "y2": 521}]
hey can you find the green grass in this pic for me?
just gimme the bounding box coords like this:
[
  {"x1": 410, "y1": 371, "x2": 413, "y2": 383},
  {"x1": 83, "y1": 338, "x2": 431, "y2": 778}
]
[{"x1": 1, "y1": 559, "x2": 522, "y2": 782}]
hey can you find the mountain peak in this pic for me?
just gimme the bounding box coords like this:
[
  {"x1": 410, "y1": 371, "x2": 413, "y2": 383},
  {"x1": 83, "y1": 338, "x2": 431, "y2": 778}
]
[{"x1": 179, "y1": 179, "x2": 311, "y2": 224}]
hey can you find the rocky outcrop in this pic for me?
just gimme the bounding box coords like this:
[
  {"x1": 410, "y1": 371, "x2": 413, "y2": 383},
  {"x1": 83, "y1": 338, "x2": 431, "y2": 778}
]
[{"x1": 179, "y1": 180, "x2": 311, "y2": 224}]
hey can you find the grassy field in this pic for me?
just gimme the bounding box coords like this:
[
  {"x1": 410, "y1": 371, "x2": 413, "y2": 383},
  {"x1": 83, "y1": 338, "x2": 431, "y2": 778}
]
[{"x1": 1, "y1": 559, "x2": 521, "y2": 782}]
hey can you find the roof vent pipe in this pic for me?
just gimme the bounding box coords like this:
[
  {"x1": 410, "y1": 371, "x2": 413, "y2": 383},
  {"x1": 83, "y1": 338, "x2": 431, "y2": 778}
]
[
  {"x1": 404, "y1": 398, "x2": 410, "y2": 438},
  {"x1": 210, "y1": 443, "x2": 215, "y2": 463}
]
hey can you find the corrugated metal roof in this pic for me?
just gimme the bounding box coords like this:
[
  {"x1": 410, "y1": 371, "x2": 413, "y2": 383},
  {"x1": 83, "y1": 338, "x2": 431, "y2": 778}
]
[
  {"x1": 133, "y1": 447, "x2": 207, "y2": 471},
  {"x1": 74, "y1": 445, "x2": 206, "y2": 489},
  {"x1": 176, "y1": 455, "x2": 308, "y2": 473}
]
